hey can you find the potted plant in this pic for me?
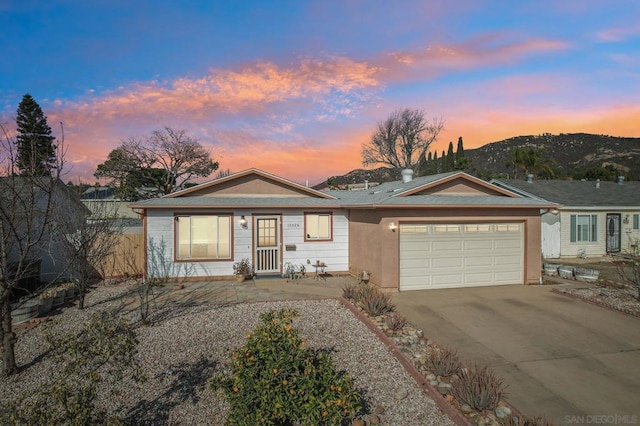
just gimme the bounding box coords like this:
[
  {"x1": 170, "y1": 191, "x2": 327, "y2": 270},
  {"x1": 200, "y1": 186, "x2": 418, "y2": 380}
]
[
  {"x1": 38, "y1": 290, "x2": 54, "y2": 315},
  {"x1": 52, "y1": 285, "x2": 66, "y2": 307},
  {"x1": 233, "y1": 258, "x2": 254, "y2": 282}
]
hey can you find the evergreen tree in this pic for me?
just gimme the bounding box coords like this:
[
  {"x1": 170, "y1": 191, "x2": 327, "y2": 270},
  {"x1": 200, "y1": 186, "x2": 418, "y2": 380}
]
[
  {"x1": 15, "y1": 94, "x2": 56, "y2": 175},
  {"x1": 455, "y1": 136, "x2": 470, "y2": 171},
  {"x1": 445, "y1": 141, "x2": 455, "y2": 172},
  {"x1": 433, "y1": 151, "x2": 439, "y2": 173},
  {"x1": 456, "y1": 136, "x2": 465, "y2": 160}
]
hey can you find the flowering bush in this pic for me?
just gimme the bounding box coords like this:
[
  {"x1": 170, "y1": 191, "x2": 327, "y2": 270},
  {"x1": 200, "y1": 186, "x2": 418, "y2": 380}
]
[{"x1": 210, "y1": 308, "x2": 363, "y2": 425}]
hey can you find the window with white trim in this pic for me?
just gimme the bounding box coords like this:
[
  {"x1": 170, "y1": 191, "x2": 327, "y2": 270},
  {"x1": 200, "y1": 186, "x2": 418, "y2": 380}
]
[
  {"x1": 176, "y1": 215, "x2": 231, "y2": 260},
  {"x1": 305, "y1": 213, "x2": 332, "y2": 240},
  {"x1": 570, "y1": 214, "x2": 598, "y2": 242},
  {"x1": 633, "y1": 214, "x2": 639, "y2": 230}
]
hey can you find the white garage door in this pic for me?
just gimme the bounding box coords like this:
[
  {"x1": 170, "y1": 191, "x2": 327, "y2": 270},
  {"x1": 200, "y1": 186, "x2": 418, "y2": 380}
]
[{"x1": 400, "y1": 223, "x2": 524, "y2": 290}]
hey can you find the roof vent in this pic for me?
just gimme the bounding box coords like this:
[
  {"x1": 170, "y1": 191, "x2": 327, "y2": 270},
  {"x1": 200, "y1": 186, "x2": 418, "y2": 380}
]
[
  {"x1": 364, "y1": 180, "x2": 369, "y2": 190},
  {"x1": 595, "y1": 179, "x2": 600, "y2": 188},
  {"x1": 526, "y1": 174, "x2": 534, "y2": 183},
  {"x1": 616, "y1": 175, "x2": 625, "y2": 184},
  {"x1": 401, "y1": 169, "x2": 414, "y2": 183}
]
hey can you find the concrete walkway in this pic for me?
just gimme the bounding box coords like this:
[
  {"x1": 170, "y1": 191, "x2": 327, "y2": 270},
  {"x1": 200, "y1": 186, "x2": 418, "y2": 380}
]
[{"x1": 392, "y1": 283, "x2": 640, "y2": 424}]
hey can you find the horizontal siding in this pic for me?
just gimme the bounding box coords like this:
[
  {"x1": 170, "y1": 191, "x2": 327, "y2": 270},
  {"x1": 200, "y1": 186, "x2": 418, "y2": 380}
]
[
  {"x1": 559, "y1": 210, "x2": 640, "y2": 257},
  {"x1": 145, "y1": 208, "x2": 349, "y2": 279}
]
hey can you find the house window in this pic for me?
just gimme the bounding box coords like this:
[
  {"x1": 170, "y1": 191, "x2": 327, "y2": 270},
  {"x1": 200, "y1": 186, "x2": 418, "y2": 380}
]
[
  {"x1": 305, "y1": 213, "x2": 332, "y2": 241},
  {"x1": 176, "y1": 215, "x2": 231, "y2": 260},
  {"x1": 570, "y1": 214, "x2": 598, "y2": 242},
  {"x1": 634, "y1": 214, "x2": 639, "y2": 230}
]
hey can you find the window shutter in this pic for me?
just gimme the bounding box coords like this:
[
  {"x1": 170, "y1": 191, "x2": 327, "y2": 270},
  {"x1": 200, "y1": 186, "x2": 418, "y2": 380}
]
[
  {"x1": 570, "y1": 215, "x2": 576, "y2": 242},
  {"x1": 591, "y1": 214, "x2": 598, "y2": 242}
]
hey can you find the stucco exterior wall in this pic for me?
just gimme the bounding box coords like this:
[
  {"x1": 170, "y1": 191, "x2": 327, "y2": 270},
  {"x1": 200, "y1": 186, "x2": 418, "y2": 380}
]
[{"x1": 349, "y1": 208, "x2": 543, "y2": 291}]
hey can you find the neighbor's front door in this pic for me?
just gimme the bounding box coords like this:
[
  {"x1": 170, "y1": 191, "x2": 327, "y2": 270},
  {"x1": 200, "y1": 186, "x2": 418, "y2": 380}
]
[
  {"x1": 254, "y1": 215, "x2": 281, "y2": 274},
  {"x1": 606, "y1": 213, "x2": 621, "y2": 253}
]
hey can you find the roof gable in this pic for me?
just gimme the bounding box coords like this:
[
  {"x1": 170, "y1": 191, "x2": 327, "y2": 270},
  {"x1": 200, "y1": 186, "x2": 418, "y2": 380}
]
[
  {"x1": 398, "y1": 173, "x2": 520, "y2": 198},
  {"x1": 165, "y1": 168, "x2": 335, "y2": 199}
]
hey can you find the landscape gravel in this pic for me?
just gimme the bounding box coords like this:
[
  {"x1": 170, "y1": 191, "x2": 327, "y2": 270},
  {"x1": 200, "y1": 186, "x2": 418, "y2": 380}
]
[
  {"x1": 555, "y1": 281, "x2": 640, "y2": 317},
  {"x1": 1, "y1": 282, "x2": 454, "y2": 426}
]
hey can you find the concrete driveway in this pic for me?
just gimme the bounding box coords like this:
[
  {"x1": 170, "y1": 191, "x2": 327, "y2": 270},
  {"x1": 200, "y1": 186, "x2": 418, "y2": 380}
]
[{"x1": 392, "y1": 284, "x2": 640, "y2": 424}]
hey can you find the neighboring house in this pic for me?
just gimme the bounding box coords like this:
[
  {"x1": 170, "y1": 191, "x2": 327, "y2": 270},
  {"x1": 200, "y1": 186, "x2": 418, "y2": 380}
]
[
  {"x1": 131, "y1": 169, "x2": 555, "y2": 291},
  {"x1": 1, "y1": 177, "x2": 91, "y2": 284},
  {"x1": 492, "y1": 177, "x2": 640, "y2": 259}
]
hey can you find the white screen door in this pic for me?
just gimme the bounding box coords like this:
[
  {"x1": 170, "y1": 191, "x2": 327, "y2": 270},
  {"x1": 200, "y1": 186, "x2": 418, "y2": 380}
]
[{"x1": 255, "y1": 216, "x2": 280, "y2": 273}]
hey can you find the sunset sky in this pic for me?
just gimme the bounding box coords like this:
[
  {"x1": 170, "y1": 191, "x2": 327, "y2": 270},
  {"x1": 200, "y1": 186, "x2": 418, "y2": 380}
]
[{"x1": 1, "y1": 1, "x2": 639, "y2": 186}]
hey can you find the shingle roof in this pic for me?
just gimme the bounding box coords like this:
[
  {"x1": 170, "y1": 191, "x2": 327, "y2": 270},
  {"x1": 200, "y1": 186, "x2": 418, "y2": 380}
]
[
  {"x1": 492, "y1": 179, "x2": 640, "y2": 207},
  {"x1": 131, "y1": 171, "x2": 556, "y2": 210}
]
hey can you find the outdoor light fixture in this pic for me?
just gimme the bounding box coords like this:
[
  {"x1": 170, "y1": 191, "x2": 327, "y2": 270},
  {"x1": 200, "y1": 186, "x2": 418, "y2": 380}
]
[
  {"x1": 547, "y1": 208, "x2": 560, "y2": 215},
  {"x1": 389, "y1": 221, "x2": 397, "y2": 231},
  {"x1": 239, "y1": 215, "x2": 248, "y2": 228}
]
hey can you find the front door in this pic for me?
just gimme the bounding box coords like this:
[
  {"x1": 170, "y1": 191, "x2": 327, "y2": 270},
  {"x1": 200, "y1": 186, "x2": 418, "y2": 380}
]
[
  {"x1": 606, "y1": 213, "x2": 621, "y2": 253},
  {"x1": 255, "y1": 216, "x2": 281, "y2": 274}
]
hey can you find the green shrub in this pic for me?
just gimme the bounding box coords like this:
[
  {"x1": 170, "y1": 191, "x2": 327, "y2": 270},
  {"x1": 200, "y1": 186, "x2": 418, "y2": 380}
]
[
  {"x1": 451, "y1": 364, "x2": 506, "y2": 411},
  {"x1": 210, "y1": 308, "x2": 363, "y2": 425},
  {"x1": 425, "y1": 344, "x2": 462, "y2": 377},
  {"x1": 360, "y1": 287, "x2": 395, "y2": 317}
]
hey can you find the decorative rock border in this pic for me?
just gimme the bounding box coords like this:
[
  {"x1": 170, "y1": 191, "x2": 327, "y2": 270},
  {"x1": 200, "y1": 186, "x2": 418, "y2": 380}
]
[{"x1": 339, "y1": 296, "x2": 526, "y2": 426}]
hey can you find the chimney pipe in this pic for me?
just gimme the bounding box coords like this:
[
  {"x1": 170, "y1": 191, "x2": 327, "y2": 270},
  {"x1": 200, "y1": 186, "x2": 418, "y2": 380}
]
[
  {"x1": 595, "y1": 179, "x2": 600, "y2": 188},
  {"x1": 616, "y1": 176, "x2": 625, "y2": 184},
  {"x1": 364, "y1": 180, "x2": 369, "y2": 190},
  {"x1": 401, "y1": 169, "x2": 414, "y2": 183},
  {"x1": 526, "y1": 174, "x2": 534, "y2": 183}
]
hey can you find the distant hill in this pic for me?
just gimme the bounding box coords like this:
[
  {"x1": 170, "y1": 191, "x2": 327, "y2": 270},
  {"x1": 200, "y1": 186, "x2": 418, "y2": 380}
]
[
  {"x1": 465, "y1": 133, "x2": 640, "y2": 180},
  {"x1": 316, "y1": 133, "x2": 640, "y2": 188}
]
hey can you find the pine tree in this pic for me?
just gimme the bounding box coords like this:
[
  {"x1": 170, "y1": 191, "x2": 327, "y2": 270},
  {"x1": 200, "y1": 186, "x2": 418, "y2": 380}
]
[
  {"x1": 15, "y1": 94, "x2": 57, "y2": 175},
  {"x1": 433, "y1": 151, "x2": 439, "y2": 173}
]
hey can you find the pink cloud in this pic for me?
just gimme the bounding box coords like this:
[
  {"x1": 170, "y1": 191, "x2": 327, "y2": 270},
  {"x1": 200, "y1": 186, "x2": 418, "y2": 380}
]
[{"x1": 597, "y1": 25, "x2": 640, "y2": 42}]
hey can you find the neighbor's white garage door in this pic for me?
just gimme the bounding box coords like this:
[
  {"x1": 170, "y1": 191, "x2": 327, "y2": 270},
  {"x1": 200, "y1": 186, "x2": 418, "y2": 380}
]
[{"x1": 399, "y1": 223, "x2": 524, "y2": 290}]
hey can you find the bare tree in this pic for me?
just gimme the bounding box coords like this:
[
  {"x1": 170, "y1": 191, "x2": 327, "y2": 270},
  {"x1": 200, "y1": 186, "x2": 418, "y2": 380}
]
[
  {"x1": 58, "y1": 201, "x2": 123, "y2": 309},
  {"x1": 95, "y1": 127, "x2": 219, "y2": 200},
  {"x1": 0, "y1": 123, "x2": 70, "y2": 376},
  {"x1": 361, "y1": 108, "x2": 444, "y2": 172}
]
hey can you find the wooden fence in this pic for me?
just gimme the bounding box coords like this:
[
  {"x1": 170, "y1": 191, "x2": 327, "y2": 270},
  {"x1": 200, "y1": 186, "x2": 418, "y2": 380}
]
[{"x1": 98, "y1": 233, "x2": 144, "y2": 278}]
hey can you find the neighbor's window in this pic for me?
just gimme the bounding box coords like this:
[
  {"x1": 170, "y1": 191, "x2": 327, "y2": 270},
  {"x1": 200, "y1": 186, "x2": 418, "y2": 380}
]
[
  {"x1": 305, "y1": 213, "x2": 332, "y2": 241},
  {"x1": 176, "y1": 215, "x2": 231, "y2": 260},
  {"x1": 570, "y1": 214, "x2": 598, "y2": 242},
  {"x1": 634, "y1": 214, "x2": 639, "y2": 230}
]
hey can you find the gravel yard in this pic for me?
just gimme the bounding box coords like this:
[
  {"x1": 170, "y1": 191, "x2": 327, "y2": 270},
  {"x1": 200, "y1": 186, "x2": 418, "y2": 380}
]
[
  {"x1": 545, "y1": 259, "x2": 640, "y2": 317},
  {"x1": 1, "y1": 282, "x2": 453, "y2": 426}
]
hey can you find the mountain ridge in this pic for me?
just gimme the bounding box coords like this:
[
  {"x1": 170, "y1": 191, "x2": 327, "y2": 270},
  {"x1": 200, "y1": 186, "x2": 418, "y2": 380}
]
[{"x1": 316, "y1": 133, "x2": 640, "y2": 189}]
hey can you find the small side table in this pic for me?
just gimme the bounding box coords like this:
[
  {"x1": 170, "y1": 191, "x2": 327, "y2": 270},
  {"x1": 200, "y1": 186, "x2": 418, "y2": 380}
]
[{"x1": 313, "y1": 262, "x2": 327, "y2": 281}]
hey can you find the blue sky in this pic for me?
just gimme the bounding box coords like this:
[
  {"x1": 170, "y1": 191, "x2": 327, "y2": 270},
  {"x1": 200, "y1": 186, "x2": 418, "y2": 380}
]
[{"x1": 1, "y1": 1, "x2": 639, "y2": 184}]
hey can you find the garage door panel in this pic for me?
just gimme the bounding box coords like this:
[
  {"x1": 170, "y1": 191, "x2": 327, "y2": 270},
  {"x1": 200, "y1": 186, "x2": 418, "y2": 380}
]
[
  {"x1": 495, "y1": 239, "x2": 522, "y2": 249},
  {"x1": 432, "y1": 257, "x2": 463, "y2": 268},
  {"x1": 495, "y1": 255, "x2": 521, "y2": 266},
  {"x1": 464, "y1": 256, "x2": 494, "y2": 267},
  {"x1": 400, "y1": 222, "x2": 523, "y2": 290},
  {"x1": 464, "y1": 240, "x2": 494, "y2": 250},
  {"x1": 432, "y1": 240, "x2": 462, "y2": 251},
  {"x1": 432, "y1": 273, "x2": 463, "y2": 286},
  {"x1": 463, "y1": 272, "x2": 493, "y2": 285}
]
